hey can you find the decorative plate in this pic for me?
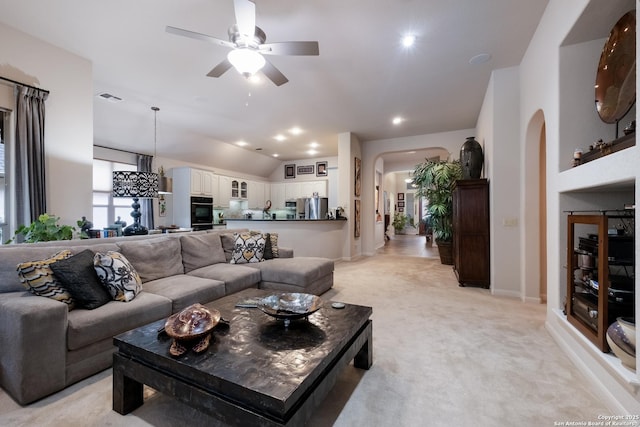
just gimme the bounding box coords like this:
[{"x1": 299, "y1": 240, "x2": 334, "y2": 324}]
[{"x1": 257, "y1": 293, "x2": 323, "y2": 324}]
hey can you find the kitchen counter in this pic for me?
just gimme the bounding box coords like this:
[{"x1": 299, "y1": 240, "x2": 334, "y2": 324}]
[
  {"x1": 225, "y1": 218, "x2": 347, "y2": 260},
  {"x1": 226, "y1": 218, "x2": 346, "y2": 222}
]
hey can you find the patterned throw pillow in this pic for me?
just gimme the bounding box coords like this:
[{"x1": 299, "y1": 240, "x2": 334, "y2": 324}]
[
  {"x1": 230, "y1": 232, "x2": 266, "y2": 264},
  {"x1": 93, "y1": 251, "x2": 142, "y2": 302},
  {"x1": 50, "y1": 249, "x2": 111, "y2": 310},
  {"x1": 263, "y1": 232, "x2": 280, "y2": 259},
  {"x1": 16, "y1": 249, "x2": 75, "y2": 308}
]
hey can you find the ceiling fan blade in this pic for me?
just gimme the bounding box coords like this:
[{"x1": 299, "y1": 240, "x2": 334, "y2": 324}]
[
  {"x1": 207, "y1": 59, "x2": 234, "y2": 77},
  {"x1": 262, "y1": 59, "x2": 289, "y2": 86},
  {"x1": 260, "y1": 41, "x2": 319, "y2": 56},
  {"x1": 234, "y1": 0, "x2": 256, "y2": 39},
  {"x1": 166, "y1": 26, "x2": 234, "y2": 49}
]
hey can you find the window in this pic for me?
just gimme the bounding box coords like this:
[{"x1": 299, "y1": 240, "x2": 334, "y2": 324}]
[{"x1": 92, "y1": 159, "x2": 136, "y2": 229}]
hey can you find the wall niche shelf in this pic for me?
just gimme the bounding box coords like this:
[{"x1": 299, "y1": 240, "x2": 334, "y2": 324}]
[
  {"x1": 565, "y1": 209, "x2": 635, "y2": 352},
  {"x1": 577, "y1": 133, "x2": 635, "y2": 165}
]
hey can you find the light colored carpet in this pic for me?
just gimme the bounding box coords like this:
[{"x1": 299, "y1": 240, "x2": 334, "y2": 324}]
[{"x1": 0, "y1": 249, "x2": 610, "y2": 426}]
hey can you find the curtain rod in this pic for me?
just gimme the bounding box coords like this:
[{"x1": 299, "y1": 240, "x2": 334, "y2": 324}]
[
  {"x1": 0, "y1": 76, "x2": 50, "y2": 94},
  {"x1": 94, "y1": 144, "x2": 151, "y2": 157}
]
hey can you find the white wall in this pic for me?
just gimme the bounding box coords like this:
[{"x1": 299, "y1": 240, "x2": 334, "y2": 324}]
[
  {"x1": 476, "y1": 66, "x2": 522, "y2": 298},
  {"x1": 0, "y1": 22, "x2": 93, "y2": 230},
  {"x1": 518, "y1": 0, "x2": 640, "y2": 413}
]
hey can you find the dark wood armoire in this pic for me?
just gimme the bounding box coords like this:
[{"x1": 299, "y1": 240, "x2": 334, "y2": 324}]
[{"x1": 452, "y1": 179, "x2": 490, "y2": 288}]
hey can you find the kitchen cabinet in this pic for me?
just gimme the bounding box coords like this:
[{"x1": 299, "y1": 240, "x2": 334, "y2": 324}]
[
  {"x1": 218, "y1": 176, "x2": 232, "y2": 206},
  {"x1": 190, "y1": 169, "x2": 213, "y2": 196},
  {"x1": 248, "y1": 181, "x2": 265, "y2": 208},
  {"x1": 452, "y1": 179, "x2": 490, "y2": 288},
  {"x1": 270, "y1": 183, "x2": 286, "y2": 208},
  {"x1": 566, "y1": 211, "x2": 634, "y2": 352}
]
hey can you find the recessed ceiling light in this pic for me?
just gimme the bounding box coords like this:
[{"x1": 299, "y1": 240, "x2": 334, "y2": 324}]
[
  {"x1": 307, "y1": 149, "x2": 318, "y2": 156},
  {"x1": 274, "y1": 134, "x2": 286, "y2": 141},
  {"x1": 469, "y1": 53, "x2": 492, "y2": 65},
  {"x1": 289, "y1": 127, "x2": 303, "y2": 135},
  {"x1": 407, "y1": 151, "x2": 416, "y2": 154},
  {"x1": 401, "y1": 35, "x2": 416, "y2": 48},
  {"x1": 273, "y1": 153, "x2": 279, "y2": 158},
  {"x1": 236, "y1": 140, "x2": 248, "y2": 147},
  {"x1": 309, "y1": 141, "x2": 319, "y2": 148},
  {"x1": 392, "y1": 116, "x2": 404, "y2": 125}
]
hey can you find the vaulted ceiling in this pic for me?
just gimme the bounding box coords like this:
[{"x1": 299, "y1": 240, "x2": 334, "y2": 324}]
[{"x1": 0, "y1": 0, "x2": 550, "y2": 176}]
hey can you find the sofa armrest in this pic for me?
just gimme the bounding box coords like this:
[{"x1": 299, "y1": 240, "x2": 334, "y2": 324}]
[
  {"x1": 0, "y1": 292, "x2": 68, "y2": 404},
  {"x1": 278, "y1": 247, "x2": 293, "y2": 258}
]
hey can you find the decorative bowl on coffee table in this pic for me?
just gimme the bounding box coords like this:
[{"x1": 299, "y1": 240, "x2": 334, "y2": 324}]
[{"x1": 257, "y1": 293, "x2": 323, "y2": 327}]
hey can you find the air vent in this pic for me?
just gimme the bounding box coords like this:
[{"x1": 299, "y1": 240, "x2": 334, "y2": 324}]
[{"x1": 97, "y1": 93, "x2": 123, "y2": 103}]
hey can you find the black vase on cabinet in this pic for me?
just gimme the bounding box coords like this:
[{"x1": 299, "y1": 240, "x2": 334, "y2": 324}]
[{"x1": 460, "y1": 137, "x2": 484, "y2": 179}]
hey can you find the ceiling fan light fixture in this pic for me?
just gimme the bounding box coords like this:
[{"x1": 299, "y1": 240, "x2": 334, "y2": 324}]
[{"x1": 228, "y1": 49, "x2": 265, "y2": 76}]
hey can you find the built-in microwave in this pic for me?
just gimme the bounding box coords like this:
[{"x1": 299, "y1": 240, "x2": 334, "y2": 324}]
[{"x1": 190, "y1": 196, "x2": 214, "y2": 230}]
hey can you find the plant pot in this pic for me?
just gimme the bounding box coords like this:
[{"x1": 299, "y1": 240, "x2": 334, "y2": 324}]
[{"x1": 436, "y1": 239, "x2": 454, "y2": 265}]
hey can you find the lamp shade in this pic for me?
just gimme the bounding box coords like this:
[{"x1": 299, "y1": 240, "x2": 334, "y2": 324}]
[
  {"x1": 228, "y1": 49, "x2": 266, "y2": 76},
  {"x1": 112, "y1": 171, "x2": 158, "y2": 198}
]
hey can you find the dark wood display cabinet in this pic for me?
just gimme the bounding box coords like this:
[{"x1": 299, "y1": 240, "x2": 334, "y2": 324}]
[
  {"x1": 565, "y1": 210, "x2": 635, "y2": 352},
  {"x1": 452, "y1": 179, "x2": 490, "y2": 288}
]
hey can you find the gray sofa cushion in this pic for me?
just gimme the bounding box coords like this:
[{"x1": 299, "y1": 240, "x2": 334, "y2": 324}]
[
  {"x1": 66, "y1": 291, "x2": 172, "y2": 350},
  {"x1": 180, "y1": 233, "x2": 226, "y2": 273},
  {"x1": 0, "y1": 246, "x2": 68, "y2": 293},
  {"x1": 143, "y1": 275, "x2": 226, "y2": 313},
  {"x1": 188, "y1": 263, "x2": 261, "y2": 295},
  {"x1": 245, "y1": 257, "x2": 334, "y2": 287},
  {"x1": 118, "y1": 237, "x2": 184, "y2": 282}
]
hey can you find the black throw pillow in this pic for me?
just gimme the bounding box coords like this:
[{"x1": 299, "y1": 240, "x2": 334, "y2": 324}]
[{"x1": 50, "y1": 249, "x2": 112, "y2": 310}]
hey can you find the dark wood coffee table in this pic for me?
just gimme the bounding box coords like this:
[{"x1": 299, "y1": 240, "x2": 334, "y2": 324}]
[{"x1": 112, "y1": 288, "x2": 373, "y2": 426}]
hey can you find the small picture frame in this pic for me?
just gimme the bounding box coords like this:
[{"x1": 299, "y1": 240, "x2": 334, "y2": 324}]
[
  {"x1": 398, "y1": 201, "x2": 405, "y2": 208},
  {"x1": 398, "y1": 192, "x2": 404, "y2": 201},
  {"x1": 354, "y1": 157, "x2": 362, "y2": 197},
  {"x1": 285, "y1": 164, "x2": 296, "y2": 179},
  {"x1": 297, "y1": 165, "x2": 314, "y2": 175},
  {"x1": 398, "y1": 207, "x2": 404, "y2": 212},
  {"x1": 316, "y1": 161, "x2": 328, "y2": 177}
]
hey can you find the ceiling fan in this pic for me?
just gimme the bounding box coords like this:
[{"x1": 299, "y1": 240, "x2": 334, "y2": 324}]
[{"x1": 166, "y1": 0, "x2": 319, "y2": 86}]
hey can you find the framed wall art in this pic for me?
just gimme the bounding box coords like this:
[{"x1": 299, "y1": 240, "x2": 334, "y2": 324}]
[
  {"x1": 354, "y1": 199, "x2": 361, "y2": 237},
  {"x1": 398, "y1": 201, "x2": 405, "y2": 208},
  {"x1": 354, "y1": 157, "x2": 361, "y2": 197},
  {"x1": 285, "y1": 164, "x2": 296, "y2": 179},
  {"x1": 297, "y1": 165, "x2": 314, "y2": 175},
  {"x1": 316, "y1": 161, "x2": 328, "y2": 177},
  {"x1": 398, "y1": 192, "x2": 404, "y2": 201}
]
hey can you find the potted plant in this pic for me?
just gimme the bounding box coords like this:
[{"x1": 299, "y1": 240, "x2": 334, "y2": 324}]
[
  {"x1": 6, "y1": 213, "x2": 79, "y2": 243},
  {"x1": 412, "y1": 159, "x2": 462, "y2": 264},
  {"x1": 392, "y1": 212, "x2": 408, "y2": 234}
]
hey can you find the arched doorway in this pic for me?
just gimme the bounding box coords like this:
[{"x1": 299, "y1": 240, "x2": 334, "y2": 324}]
[{"x1": 523, "y1": 110, "x2": 547, "y2": 303}]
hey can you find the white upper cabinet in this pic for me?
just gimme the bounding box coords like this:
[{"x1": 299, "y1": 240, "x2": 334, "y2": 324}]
[{"x1": 190, "y1": 169, "x2": 217, "y2": 198}]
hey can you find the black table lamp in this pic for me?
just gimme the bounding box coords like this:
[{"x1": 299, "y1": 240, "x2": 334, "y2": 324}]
[{"x1": 112, "y1": 171, "x2": 158, "y2": 235}]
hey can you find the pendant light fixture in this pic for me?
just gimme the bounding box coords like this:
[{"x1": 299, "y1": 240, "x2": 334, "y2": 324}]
[{"x1": 152, "y1": 106, "x2": 173, "y2": 194}]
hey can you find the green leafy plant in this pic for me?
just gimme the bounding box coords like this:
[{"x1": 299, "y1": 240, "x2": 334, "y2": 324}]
[
  {"x1": 6, "y1": 213, "x2": 77, "y2": 243},
  {"x1": 412, "y1": 159, "x2": 463, "y2": 242},
  {"x1": 392, "y1": 212, "x2": 409, "y2": 232}
]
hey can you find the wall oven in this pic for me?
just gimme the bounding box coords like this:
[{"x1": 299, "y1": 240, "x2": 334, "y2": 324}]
[{"x1": 190, "y1": 196, "x2": 214, "y2": 230}]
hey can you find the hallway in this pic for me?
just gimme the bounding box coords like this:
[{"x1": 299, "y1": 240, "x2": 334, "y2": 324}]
[{"x1": 376, "y1": 233, "x2": 441, "y2": 259}]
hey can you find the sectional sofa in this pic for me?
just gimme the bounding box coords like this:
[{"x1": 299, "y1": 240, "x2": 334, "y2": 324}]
[{"x1": 0, "y1": 228, "x2": 334, "y2": 405}]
